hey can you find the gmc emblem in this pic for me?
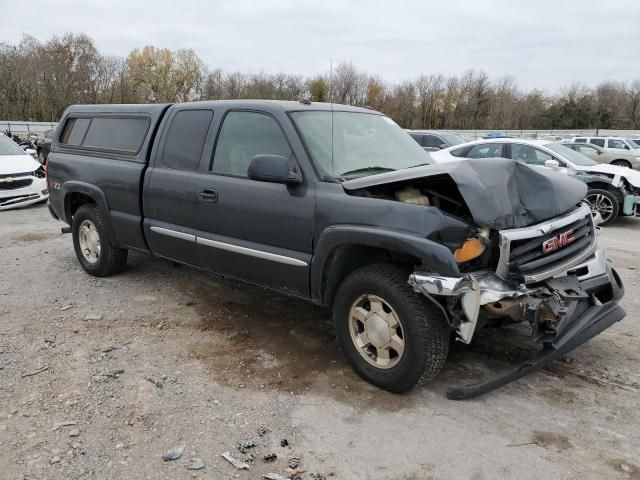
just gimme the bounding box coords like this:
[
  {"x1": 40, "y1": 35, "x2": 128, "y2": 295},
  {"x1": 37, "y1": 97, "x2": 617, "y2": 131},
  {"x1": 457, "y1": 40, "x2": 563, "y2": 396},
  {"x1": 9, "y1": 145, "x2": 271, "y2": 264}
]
[{"x1": 542, "y1": 229, "x2": 575, "y2": 254}]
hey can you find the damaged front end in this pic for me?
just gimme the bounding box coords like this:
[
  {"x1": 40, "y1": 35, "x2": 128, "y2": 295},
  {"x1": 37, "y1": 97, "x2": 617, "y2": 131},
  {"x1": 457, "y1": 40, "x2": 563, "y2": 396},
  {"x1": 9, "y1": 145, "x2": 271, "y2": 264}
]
[
  {"x1": 342, "y1": 159, "x2": 625, "y2": 398},
  {"x1": 409, "y1": 203, "x2": 625, "y2": 399}
]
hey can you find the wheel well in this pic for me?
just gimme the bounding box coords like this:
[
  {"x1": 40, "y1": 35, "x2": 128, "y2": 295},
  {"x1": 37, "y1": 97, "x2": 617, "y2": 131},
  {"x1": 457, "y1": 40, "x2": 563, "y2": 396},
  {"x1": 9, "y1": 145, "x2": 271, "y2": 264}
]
[
  {"x1": 610, "y1": 159, "x2": 631, "y2": 166},
  {"x1": 321, "y1": 245, "x2": 421, "y2": 306},
  {"x1": 65, "y1": 192, "x2": 96, "y2": 221},
  {"x1": 587, "y1": 182, "x2": 623, "y2": 203}
]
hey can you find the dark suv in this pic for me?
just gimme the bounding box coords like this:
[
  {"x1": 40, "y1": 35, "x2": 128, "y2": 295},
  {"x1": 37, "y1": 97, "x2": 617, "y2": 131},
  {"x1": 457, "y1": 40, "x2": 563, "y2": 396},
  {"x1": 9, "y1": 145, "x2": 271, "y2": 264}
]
[{"x1": 46, "y1": 100, "x2": 625, "y2": 398}]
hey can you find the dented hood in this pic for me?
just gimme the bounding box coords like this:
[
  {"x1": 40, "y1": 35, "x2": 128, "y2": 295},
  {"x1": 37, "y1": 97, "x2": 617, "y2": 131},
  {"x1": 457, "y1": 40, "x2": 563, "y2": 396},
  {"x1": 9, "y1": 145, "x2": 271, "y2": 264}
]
[{"x1": 342, "y1": 158, "x2": 587, "y2": 230}]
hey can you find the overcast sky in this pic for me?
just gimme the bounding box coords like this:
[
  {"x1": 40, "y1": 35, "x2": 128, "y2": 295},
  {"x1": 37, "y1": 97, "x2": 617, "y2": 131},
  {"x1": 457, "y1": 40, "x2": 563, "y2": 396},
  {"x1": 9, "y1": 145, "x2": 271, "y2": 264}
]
[{"x1": 2, "y1": 0, "x2": 639, "y2": 92}]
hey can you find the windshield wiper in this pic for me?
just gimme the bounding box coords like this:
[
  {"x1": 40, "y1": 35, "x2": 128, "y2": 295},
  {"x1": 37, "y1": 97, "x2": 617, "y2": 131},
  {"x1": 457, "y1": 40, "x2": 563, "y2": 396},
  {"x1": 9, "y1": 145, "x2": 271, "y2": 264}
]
[{"x1": 339, "y1": 166, "x2": 396, "y2": 177}]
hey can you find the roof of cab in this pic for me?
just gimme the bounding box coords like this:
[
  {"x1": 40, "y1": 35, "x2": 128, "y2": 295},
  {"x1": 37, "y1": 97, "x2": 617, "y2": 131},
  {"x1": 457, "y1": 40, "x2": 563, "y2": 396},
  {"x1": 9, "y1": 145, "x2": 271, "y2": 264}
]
[{"x1": 63, "y1": 100, "x2": 379, "y2": 115}]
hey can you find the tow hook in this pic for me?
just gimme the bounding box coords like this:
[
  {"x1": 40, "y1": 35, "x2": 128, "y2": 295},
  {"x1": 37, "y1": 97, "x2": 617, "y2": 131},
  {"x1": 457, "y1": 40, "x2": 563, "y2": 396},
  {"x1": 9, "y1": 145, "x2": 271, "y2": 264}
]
[{"x1": 61, "y1": 226, "x2": 72, "y2": 234}]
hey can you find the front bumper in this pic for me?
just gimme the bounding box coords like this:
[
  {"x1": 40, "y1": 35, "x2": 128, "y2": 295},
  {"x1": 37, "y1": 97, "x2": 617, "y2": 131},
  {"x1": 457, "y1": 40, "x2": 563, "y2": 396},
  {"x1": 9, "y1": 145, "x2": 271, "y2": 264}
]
[
  {"x1": 409, "y1": 248, "x2": 625, "y2": 398},
  {"x1": 0, "y1": 176, "x2": 49, "y2": 211}
]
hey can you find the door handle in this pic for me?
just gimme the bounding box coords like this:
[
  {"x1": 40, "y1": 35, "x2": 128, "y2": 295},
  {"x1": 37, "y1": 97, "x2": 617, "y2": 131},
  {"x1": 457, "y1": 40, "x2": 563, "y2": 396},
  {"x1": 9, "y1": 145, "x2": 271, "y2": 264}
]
[{"x1": 199, "y1": 189, "x2": 218, "y2": 202}]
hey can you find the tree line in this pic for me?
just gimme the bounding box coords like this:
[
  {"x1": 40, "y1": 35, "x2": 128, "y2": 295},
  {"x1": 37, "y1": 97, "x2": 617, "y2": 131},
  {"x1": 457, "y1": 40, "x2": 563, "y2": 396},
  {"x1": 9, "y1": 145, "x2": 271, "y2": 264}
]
[{"x1": 1, "y1": 33, "x2": 640, "y2": 130}]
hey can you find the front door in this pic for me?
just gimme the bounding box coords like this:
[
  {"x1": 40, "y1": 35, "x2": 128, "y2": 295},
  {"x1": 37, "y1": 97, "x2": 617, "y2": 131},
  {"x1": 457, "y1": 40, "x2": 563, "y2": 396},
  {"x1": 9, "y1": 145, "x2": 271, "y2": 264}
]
[{"x1": 193, "y1": 110, "x2": 315, "y2": 296}]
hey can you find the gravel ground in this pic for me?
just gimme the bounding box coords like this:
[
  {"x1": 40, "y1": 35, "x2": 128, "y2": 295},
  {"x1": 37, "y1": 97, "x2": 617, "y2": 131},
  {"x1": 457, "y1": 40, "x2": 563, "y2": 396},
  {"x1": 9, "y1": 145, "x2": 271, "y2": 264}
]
[{"x1": 1, "y1": 203, "x2": 639, "y2": 480}]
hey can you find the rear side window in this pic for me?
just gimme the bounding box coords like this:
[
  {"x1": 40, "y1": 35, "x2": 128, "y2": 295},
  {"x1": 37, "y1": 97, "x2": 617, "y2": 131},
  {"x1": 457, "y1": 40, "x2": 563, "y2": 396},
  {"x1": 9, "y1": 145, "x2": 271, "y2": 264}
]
[
  {"x1": 60, "y1": 118, "x2": 91, "y2": 145},
  {"x1": 212, "y1": 111, "x2": 291, "y2": 177},
  {"x1": 82, "y1": 117, "x2": 149, "y2": 153},
  {"x1": 409, "y1": 133, "x2": 422, "y2": 145},
  {"x1": 162, "y1": 110, "x2": 214, "y2": 170},
  {"x1": 450, "y1": 146, "x2": 471, "y2": 157},
  {"x1": 590, "y1": 138, "x2": 605, "y2": 147},
  {"x1": 422, "y1": 134, "x2": 443, "y2": 148},
  {"x1": 466, "y1": 143, "x2": 505, "y2": 159}
]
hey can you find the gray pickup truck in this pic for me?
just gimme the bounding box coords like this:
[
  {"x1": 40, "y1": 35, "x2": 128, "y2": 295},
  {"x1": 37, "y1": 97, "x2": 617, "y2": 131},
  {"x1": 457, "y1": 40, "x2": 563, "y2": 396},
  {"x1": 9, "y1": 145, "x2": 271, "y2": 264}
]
[{"x1": 47, "y1": 100, "x2": 625, "y2": 398}]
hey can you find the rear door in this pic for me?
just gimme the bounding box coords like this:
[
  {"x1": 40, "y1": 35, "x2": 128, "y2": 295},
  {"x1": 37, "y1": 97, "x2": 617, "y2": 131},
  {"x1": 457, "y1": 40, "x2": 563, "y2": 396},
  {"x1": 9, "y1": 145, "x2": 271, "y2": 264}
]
[
  {"x1": 193, "y1": 109, "x2": 314, "y2": 296},
  {"x1": 143, "y1": 106, "x2": 215, "y2": 265}
]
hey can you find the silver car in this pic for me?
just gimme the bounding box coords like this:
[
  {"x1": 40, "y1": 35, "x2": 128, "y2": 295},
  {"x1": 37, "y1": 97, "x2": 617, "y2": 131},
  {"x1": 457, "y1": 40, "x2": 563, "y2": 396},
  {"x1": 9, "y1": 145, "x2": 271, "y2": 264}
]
[{"x1": 564, "y1": 142, "x2": 640, "y2": 170}]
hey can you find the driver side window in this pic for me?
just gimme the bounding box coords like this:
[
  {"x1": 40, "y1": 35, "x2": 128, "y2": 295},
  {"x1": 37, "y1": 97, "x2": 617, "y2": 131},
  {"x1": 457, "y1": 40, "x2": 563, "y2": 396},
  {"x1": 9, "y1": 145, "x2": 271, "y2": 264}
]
[
  {"x1": 510, "y1": 144, "x2": 553, "y2": 165},
  {"x1": 212, "y1": 111, "x2": 291, "y2": 177},
  {"x1": 607, "y1": 139, "x2": 629, "y2": 150},
  {"x1": 577, "y1": 145, "x2": 597, "y2": 155}
]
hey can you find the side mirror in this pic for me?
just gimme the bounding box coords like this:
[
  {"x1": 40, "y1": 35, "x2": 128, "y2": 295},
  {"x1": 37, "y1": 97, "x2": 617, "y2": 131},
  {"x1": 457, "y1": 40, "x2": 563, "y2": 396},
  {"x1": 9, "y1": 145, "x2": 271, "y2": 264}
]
[
  {"x1": 248, "y1": 154, "x2": 301, "y2": 185},
  {"x1": 544, "y1": 159, "x2": 560, "y2": 169},
  {"x1": 438, "y1": 143, "x2": 448, "y2": 150}
]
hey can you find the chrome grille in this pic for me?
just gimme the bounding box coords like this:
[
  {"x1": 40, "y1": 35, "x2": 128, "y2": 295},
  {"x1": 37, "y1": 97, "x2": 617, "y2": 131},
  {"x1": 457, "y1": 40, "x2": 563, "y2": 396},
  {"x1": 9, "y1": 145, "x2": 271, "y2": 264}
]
[
  {"x1": 0, "y1": 178, "x2": 33, "y2": 190},
  {"x1": 497, "y1": 205, "x2": 596, "y2": 283}
]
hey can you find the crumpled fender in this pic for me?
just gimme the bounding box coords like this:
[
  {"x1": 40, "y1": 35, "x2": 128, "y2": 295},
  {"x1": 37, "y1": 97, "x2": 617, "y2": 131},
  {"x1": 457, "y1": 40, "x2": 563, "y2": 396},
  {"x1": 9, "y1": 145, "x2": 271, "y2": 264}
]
[{"x1": 311, "y1": 224, "x2": 461, "y2": 304}]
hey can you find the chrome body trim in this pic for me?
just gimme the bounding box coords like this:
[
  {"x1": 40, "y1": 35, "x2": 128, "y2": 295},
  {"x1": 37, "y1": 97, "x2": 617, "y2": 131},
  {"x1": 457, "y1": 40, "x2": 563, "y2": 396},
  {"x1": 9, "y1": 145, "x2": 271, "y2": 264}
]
[
  {"x1": 197, "y1": 237, "x2": 308, "y2": 267},
  {"x1": 149, "y1": 226, "x2": 196, "y2": 242}
]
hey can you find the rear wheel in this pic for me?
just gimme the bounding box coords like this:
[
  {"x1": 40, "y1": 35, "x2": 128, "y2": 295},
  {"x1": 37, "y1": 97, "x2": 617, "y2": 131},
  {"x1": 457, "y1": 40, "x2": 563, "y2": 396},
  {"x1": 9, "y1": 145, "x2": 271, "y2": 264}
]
[
  {"x1": 585, "y1": 188, "x2": 619, "y2": 226},
  {"x1": 72, "y1": 204, "x2": 128, "y2": 277},
  {"x1": 611, "y1": 159, "x2": 632, "y2": 169},
  {"x1": 333, "y1": 263, "x2": 449, "y2": 393}
]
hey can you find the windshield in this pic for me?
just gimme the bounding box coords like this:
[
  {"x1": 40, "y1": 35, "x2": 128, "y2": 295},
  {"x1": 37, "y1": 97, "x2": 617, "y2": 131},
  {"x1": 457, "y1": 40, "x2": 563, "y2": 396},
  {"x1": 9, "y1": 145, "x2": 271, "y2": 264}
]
[
  {"x1": 547, "y1": 142, "x2": 597, "y2": 166},
  {"x1": 290, "y1": 111, "x2": 431, "y2": 179},
  {"x1": 0, "y1": 135, "x2": 28, "y2": 156},
  {"x1": 628, "y1": 139, "x2": 640, "y2": 149},
  {"x1": 440, "y1": 133, "x2": 466, "y2": 146}
]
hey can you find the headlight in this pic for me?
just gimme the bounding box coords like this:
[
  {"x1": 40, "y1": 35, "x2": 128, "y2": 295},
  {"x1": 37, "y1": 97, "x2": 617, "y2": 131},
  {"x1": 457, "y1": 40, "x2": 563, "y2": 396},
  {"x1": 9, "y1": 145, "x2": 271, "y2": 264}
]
[
  {"x1": 454, "y1": 226, "x2": 490, "y2": 264},
  {"x1": 454, "y1": 239, "x2": 486, "y2": 263}
]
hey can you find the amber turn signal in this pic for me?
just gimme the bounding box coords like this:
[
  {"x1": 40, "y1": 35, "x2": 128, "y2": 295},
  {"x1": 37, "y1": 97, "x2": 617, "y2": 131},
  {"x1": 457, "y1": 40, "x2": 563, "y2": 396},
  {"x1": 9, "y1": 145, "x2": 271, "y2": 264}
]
[{"x1": 454, "y1": 239, "x2": 486, "y2": 263}]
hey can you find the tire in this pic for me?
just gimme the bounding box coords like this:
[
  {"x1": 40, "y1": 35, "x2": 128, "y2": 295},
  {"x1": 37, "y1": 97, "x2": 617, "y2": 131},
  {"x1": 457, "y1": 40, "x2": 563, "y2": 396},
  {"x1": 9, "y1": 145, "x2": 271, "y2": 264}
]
[
  {"x1": 611, "y1": 159, "x2": 631, "y2": 169},
  {"x1": 585, "y1": 188, "x2": 619, "y2": 226},
  {"x1": 333, "y1": 263, "x2": 449, "y2": 393},
  {"x1": 72, "y1": 204, "x2": 128, "y2": 277},
  {"x1": 37, "y1": 149, "x2": 46, "y2": 165}
]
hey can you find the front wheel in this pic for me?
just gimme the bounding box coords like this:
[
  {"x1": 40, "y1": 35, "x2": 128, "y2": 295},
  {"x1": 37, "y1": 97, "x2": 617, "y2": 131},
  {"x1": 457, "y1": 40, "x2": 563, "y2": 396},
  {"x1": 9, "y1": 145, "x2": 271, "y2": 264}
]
[
  {"x1": 72, "y1": 204, "x2": 128, "y2": 277},
  {"x1": 585, "y1": 188, "x2": 619, "y2": 226},
  {"x1": 333, "y1": 263, "x2": 449, "y2": 393}
]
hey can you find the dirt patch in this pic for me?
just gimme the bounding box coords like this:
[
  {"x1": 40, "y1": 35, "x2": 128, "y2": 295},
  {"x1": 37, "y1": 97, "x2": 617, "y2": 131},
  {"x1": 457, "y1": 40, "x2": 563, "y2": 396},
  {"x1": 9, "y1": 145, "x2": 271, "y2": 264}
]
[
  {"x1": 15, "y1": 233, "x2": 50, "y2": 242},
  {"x1": 607, "y1": 459, "x2": 640, "y2": 479},
  {"x1": 184, "y1": 275, "x2": 417, "y2": 411},
  {"x1": 532, "y1": 431, "x2": 572, "y2": 451}
]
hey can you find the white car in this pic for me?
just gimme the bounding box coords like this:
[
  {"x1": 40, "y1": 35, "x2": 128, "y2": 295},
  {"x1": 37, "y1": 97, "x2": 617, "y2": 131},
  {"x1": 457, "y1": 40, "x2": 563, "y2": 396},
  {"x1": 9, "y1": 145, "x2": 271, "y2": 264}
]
[
  {"x1": 0, "y1": 135, "x2": 49, "y2": 211},
  {"x1": 431, "y1": 138, "x2": 640, "y2": 225}
]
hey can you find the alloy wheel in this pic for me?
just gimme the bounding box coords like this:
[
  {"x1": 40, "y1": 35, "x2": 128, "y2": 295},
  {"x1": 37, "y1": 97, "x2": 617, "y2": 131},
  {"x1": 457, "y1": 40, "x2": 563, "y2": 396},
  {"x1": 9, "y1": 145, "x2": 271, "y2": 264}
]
[
  {"x1": 585, "y1": 193, "x2": 615, "y2": 224},
  {"x1": 78, "y1": 219, "x2": 101, "y2": 264},
  {"x1": 348, "y1": 294, "x2": 405, "y2": 369}
]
